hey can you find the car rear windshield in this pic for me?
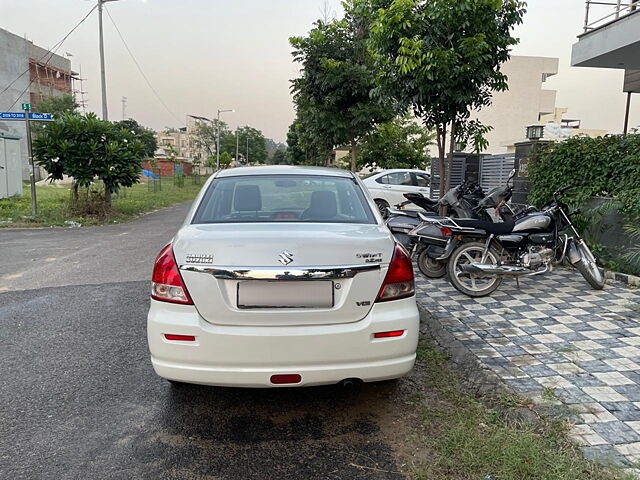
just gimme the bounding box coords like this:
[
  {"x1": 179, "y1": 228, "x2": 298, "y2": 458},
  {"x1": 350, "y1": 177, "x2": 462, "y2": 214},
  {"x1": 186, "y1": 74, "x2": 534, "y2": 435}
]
[{"x1": 192, "y1": 174, "x2": 377, "y2": 224}]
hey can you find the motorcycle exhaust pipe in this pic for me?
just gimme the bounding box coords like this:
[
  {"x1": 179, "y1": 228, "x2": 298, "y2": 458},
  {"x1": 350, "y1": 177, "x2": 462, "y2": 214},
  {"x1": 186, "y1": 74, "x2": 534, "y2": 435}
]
[{"x1": 459, "y1": 264, "x2": 530, "y2": 276}]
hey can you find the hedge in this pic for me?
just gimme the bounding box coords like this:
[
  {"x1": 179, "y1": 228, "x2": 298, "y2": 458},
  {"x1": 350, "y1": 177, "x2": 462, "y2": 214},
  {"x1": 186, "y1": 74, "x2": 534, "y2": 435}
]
[
  {"x1": 528, "y1": 134, "x2": 640, "y2": 217},
  {"x1": 528, "y1": 134, "x2": 640, "y2": 275}
]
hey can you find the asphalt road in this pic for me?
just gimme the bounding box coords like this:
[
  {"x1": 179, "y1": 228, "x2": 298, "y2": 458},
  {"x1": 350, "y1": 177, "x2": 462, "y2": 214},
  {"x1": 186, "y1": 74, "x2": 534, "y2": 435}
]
[{"x1": 0, "y1": 203, "x2": 411, "y2": 480}]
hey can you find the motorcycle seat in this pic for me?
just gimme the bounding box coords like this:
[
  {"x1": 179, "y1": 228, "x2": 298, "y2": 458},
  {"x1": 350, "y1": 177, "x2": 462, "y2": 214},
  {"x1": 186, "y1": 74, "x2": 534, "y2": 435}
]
[
  {"x1": 404, "y1": 193, "x2": 436, "y2": 203},
  {"x1": 453, "y1": 218, "x2": 515, "y2": 235}
]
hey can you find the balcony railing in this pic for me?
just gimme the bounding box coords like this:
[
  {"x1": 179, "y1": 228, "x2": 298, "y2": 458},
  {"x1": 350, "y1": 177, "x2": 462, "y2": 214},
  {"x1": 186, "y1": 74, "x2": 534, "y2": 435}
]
[{"x1": 582, "y1": 0, "x2": 639, "y2": 33}]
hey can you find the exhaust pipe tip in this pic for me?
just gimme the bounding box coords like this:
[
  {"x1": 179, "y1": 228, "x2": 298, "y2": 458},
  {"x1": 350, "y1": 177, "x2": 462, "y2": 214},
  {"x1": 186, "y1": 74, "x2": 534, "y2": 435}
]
[{"x1": 339, "y1": 378, "x2": 362, "y2": 389}]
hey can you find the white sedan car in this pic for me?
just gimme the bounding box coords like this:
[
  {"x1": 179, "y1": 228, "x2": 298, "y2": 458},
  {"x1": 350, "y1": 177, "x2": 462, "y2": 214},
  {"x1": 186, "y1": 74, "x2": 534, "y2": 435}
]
[
  {"x1": 362, "y1": 169, "x2": 431, "y2": 216},
  {"x1": 148, "y1": 166, "x2": 419, "y2": 388}
]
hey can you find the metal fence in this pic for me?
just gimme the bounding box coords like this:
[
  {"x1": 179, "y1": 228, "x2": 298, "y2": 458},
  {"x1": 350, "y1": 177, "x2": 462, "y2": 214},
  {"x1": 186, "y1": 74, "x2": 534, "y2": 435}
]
[
  {"x1": 480, "y1": 153, "x2": 515, "y2": 193},
  {"x1": 430, "y1": 157, "x2": 466, "y2": 199},
  {"x1": 582, "y1": 0, "x2": 639, "y2": 33}
]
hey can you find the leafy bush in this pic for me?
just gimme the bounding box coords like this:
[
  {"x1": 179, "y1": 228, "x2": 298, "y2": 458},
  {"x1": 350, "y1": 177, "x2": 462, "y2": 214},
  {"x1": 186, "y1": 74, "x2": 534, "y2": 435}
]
[
  {"x1": 528, "y1": 135, "x2": 640, "y2": 216},
  {"x1": 34, "y1": 113, "x2": 147, "y2": 207},
  {"x1": 529, "y1": 135, "x2": 640, "y2": 275}
]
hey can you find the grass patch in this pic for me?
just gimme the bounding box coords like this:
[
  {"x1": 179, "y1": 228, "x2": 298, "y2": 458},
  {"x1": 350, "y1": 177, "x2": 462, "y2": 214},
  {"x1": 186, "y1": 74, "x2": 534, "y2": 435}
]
[
  {"x1": 411, "y1": 339, "x2": 632, "y2": 480},
  {"x1": 0, "y1": 178, "x2": 204, "y2": 228}
]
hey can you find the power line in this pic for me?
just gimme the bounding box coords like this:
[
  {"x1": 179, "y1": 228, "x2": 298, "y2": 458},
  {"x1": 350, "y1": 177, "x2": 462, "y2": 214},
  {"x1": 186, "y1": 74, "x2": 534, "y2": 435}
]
[
  {"x1": 2, "y1": 4, "x2": 98, "y2": 110},
  {"x1": 104, "y1": 7, "x2": 182, "y2": 124}
]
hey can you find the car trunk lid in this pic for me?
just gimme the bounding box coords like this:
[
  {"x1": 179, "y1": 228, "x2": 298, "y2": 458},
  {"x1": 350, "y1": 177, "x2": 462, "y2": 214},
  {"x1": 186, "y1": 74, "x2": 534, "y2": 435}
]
[{"x1": 174, "y1": 223, "x2": 394, "y2": 326}]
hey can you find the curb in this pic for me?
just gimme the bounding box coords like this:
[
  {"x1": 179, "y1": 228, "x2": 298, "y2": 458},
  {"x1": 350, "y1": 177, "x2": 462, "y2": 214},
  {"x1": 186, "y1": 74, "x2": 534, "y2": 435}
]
[
  {"x1": 418, "y1": 304, "x2": 510, "y2": 398},
  {"x1": 605, "y1": 270, "x2": 640, "y2": 287}
]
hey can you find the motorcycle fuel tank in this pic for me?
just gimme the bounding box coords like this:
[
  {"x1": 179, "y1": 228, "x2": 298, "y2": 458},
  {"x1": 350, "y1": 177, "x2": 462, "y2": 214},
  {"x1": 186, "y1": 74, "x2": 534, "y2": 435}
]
[{"x1": 512, "y1": 214, "x2": 551, "y2": 233}]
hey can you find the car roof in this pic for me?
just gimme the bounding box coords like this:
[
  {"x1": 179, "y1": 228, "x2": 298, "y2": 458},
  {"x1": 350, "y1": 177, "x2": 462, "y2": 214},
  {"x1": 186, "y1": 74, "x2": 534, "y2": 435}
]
[
  {"x1": 216, "y1": 165, "x2": 354, "y2": 178},
  {"x1": 369, "y1": 168, "x2": 429, "y2": 175}
]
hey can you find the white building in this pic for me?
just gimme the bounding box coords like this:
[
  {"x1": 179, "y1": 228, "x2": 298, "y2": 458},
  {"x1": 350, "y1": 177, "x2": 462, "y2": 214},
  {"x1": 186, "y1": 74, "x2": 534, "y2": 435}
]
[{"x1": 471, "y1": 56, "x2": 559, "y2": 153}]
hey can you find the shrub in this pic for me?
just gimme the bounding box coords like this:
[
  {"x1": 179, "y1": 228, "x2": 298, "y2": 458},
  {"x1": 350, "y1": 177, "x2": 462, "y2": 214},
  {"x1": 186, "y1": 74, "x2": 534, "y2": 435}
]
[
  {"x1": 528, "y1": 135, "x2": 640, "y2": 216},
  {"x1": 34, "y1": 113, "x2": 146, "y2": 208}
]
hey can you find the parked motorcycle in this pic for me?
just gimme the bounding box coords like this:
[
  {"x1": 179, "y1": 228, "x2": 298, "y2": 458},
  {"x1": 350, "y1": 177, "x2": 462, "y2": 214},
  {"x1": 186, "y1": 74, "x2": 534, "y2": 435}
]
[
  {"x1": 386, "y1": 181, "x2": 487, "y2": 277},
  {"x1": 386, "y1": 181, "x2": 489, "y2": 248},
  {"x1": 396, "y1": 180, "x2": 488, "y2": 218},
  {"x1": 388, "y1": 175, "x2": 517, "y2": 278},
  {"x1": 433, "y1": 185, "x2": 604, "y2": 297}
]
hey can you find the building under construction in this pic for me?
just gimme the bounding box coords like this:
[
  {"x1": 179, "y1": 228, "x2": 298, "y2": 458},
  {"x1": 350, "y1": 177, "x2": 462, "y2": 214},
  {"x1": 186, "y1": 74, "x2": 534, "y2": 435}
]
[{"x1": 0, "y1": 27, "x2": 77, "y2": 180}]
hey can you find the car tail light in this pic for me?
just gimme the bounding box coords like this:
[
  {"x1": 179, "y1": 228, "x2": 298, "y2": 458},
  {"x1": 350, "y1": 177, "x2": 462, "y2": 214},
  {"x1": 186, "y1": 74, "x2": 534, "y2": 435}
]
[
  {"x1": 151, "y1": 244, "x2": 193, "y2": 305},
  {"x1": 164, "y1": 334, "x2": 196, "y2": 342},
  {"x1": 270, "y1": 374, "x2": 302, "y2": 384},
  {"x1": 374, "y1": 330, "x2": 405, "y2": 338},
  {"x1": 440, "y1": 227, "x2": 452, "y2": 236},
  {"x1": 375, "y1": 243, "x2": 415, "y2": 302}
]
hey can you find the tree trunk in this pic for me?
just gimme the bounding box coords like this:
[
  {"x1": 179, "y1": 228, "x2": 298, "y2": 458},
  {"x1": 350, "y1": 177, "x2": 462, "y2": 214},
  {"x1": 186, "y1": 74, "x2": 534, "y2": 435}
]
[
  {"x1": 435, "y1": 124, "x2": 447, "y2": 215},
  {"x1": 350, "y1": 138, "x2": 357, "y2": 172},
  {"x1": 445, "y1": 121, "x2": 457, "y2": 193},
  {"x1": 71, "y1": 181, "x2": 79, "y2": 203},
  {"x1": 104, "y1": 186, "x2": 112, "y2": 210}
]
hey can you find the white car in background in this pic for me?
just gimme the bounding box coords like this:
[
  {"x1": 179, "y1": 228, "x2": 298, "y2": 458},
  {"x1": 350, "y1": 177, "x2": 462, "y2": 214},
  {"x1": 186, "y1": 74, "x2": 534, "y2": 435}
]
[
  {"x1": 147, "y1": 166, "x2": 419, "y2": 388},
  {"x1": 362, "y1": 169, "x2": 431, "y2": 216}
]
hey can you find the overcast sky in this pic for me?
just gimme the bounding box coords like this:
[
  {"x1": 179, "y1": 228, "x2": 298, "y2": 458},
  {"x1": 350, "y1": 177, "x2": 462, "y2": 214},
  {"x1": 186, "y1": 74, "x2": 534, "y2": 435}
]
[{"x1": 1, "y1": 0, "x2": 638, "y2": 141}]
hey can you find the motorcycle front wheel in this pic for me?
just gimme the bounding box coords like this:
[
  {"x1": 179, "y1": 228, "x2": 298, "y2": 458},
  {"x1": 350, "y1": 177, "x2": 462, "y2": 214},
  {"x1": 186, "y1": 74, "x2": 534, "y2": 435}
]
[
  {"x1": 417, "y1": 249, "x2": 447, "y2": 278},
  {"x1": 447, "y1": 242, "x2": 502, "y2": 297},
  {"x1": 574, "y1": 240, "x2": 605, "y2": 290}
]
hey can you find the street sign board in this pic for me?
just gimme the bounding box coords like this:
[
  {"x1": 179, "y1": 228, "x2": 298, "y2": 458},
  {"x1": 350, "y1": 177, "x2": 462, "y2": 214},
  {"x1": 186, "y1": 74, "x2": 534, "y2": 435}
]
[
  {"x1": 21, "y1": 103, "x2": 31, "y2": 111},
  {"x1": 624, "y1": 70, "x2": 640, "y2": 93},
  {"x1": 0, "y1": 112, "x2": 53, "y2": 121},
  {"x1": 0, "y1": 112, "x2": 26, "y2": 120},
  {"x1": 28, "y1": 113, "x2": 53, "y2": 121}
]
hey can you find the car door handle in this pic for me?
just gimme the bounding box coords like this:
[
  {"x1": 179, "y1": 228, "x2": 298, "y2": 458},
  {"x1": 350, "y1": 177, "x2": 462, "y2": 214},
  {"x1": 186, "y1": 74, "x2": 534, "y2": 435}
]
[
  {"x1": 382, "y1": 186, "x2": 392, "y2": 189},
  {"x1": 419, "y1": 188, "x2": 428, "y2": 192}
]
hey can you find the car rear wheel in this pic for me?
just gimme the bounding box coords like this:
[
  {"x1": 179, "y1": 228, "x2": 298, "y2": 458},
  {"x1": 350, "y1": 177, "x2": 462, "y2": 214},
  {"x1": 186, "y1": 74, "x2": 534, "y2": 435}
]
[{"x1": 375, "y1": 199, "x2": 390, "y2": 218}]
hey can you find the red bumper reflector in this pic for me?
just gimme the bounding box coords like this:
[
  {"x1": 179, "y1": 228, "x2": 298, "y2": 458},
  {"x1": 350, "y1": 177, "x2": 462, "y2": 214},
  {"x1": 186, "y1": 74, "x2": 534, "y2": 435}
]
[
  {"x1": 374, "y1": 330, "x2": 405, "y2": 338},
  {"x1": 164, "y1": 334, "x2": 196, "y2": 342},
  {"x1": 270, "y1": 374, "x2": 302, "y2": 384}
]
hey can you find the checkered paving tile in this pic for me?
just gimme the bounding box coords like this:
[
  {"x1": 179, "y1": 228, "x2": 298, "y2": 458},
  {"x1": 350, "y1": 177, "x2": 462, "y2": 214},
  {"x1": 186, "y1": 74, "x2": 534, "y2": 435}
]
[{"x1": 416, "y1": 268, "x2": 640, "y2": 467}]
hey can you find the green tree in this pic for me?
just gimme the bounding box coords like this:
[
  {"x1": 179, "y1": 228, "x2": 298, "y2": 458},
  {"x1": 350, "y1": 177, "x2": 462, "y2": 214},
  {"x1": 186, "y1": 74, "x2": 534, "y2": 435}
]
[
  {"x1": 115, "y1": 118, "x2": 157, "y2": 159},
  {"x1": 34, "y1": 93, "x2": 78, "y2": 115},
  {"x1": 219, "y1": 151, "x2": 233, "y2": 167},
  {"x1": 192, "y1": 119, "x2": 229, "y2": 160},
  {"x1": 236, "y1": 126, "x2": 267, "y2": 164},
  {"x1": 358, "y1": 115, "x2": 434, "y2": 171},
  {"x1": 33, "y1": 113, "x2": 146, "y2": 208},
  {"x1": 290, "y1": 5, "x2": 393, "y2": 172},
  {"x1": 286, "y1": 117, "x2": 331, "y2": 166},
  {"x1": 32, "y1": 94, "x2": 79, "y2": 139},
  {"x1": 366, "y1": 0, "x2": 525, "y2": 194},
  {"x1": 271, "y1": 149, "x2": 287, "y2": 165}
]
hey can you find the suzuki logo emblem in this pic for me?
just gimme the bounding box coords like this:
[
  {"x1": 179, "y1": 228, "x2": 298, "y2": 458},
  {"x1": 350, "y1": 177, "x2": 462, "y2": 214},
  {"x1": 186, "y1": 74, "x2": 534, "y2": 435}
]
[{"x1": 278, "y1": 250, "x2": 294, "y2": 266}]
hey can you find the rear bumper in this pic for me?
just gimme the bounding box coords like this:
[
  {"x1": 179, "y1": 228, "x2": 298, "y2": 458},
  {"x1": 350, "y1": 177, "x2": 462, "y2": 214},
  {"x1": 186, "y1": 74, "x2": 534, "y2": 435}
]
[{"x1": 147, "y1": 297, "x2": 419, "y2": 387}]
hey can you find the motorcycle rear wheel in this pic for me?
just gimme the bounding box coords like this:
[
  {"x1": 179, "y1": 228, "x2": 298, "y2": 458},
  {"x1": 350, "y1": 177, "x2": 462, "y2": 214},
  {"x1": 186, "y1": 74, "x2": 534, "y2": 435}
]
[
  {"x1": 447, "y1": 242, "x2": 502, "y2": 297},
  {"x1": 417, "y1": 249, "x2": 447, "y2": 278}
]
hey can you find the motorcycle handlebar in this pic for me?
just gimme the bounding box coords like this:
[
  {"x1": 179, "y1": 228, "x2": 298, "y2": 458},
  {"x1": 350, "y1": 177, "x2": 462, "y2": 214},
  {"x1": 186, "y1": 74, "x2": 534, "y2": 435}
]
[{"x1": 554, "y1": 185, "x2": 574, "y2": 197}]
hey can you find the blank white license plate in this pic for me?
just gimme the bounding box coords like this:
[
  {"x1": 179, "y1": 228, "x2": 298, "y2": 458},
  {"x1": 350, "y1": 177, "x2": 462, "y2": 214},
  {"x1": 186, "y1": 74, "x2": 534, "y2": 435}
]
[{"x1": 237, "y1": 281, "x2": 334, "y2": 309}]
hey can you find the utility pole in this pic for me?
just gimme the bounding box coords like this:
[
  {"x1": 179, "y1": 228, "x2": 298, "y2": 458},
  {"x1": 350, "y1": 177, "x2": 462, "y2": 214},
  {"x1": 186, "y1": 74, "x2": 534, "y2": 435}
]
[
  {"x1": 121, "y1": 96, "x2": 127, "y2": 120},
  {"x1": 216, "y1": 108, "x2": 234, "y2": 169},
  {"x1": 246, "y1": 134, "x2": 249, "y2": 164},
  {"x1": 623, "y1": 92, "x2": 632, "y2": 134},
  {"x1": 235, "y1": 129, "x2": 239, "y2": 163},
  {"x1": 98, "y1": 0, "x2": 120, "y2": 121},
  {"x1": 23, "y1": 103, "x2": 37, "y2": 216}
]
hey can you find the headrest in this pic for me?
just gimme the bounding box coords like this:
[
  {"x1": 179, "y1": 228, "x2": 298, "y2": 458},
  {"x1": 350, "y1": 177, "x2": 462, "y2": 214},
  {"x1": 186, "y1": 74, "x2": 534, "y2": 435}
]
[
  {"x1": 306, "y1": 190, "x2": 337, "y2": 219},
  {"x1": 234, "y1": 184, "x2": 262, "y2": 211}
]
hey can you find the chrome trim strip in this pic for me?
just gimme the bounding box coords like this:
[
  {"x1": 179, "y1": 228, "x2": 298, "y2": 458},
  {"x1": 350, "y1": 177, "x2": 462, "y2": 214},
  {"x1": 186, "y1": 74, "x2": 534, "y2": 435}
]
[{"x1": 180, "y1": 264, "x2": 381, "y2": 280}]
